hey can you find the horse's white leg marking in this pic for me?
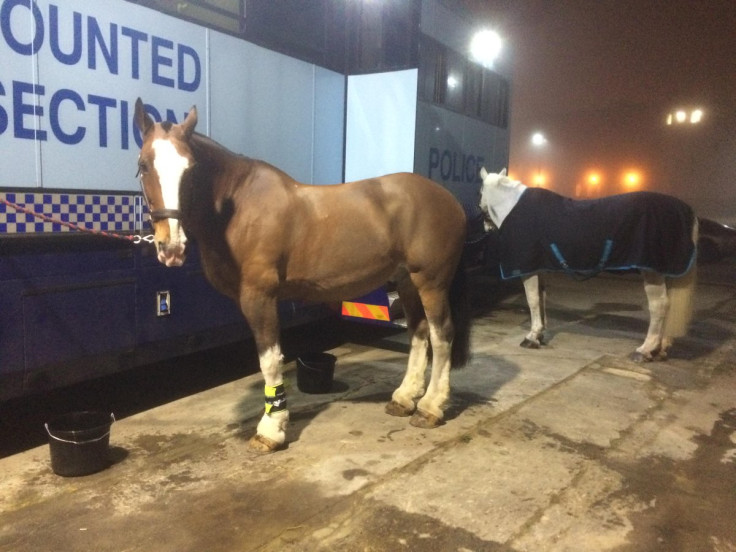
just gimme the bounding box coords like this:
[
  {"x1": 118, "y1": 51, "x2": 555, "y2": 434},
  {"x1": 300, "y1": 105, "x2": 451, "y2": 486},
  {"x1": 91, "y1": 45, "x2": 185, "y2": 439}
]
[
  {"x1": 539, "y1": 274, "x2": 547, "y2": 332},
  {"x1": 152, "y1": 138, "x2": 189, "y2": 249},
  {"x1": 522, "y1": 274, "x2": 545, "y2": 347},
  {"x1": 391, "y1": 333, "x2": 429, "y2": 410},
  {"x1": 661, "y1": 219, "x2": 698, "y2": 356},
  {"x1": 636, "y1": 272, "x2": 668, "y2": 359},
  {"x1": 416, "y1": 323, "x2": 452, "y2": 420},
  {"x1": 239, "y1": 291, "x2": 286, "y2": 451},
  {"x1": 255, "y1": 344, "x2": 288, "y2": 445}
]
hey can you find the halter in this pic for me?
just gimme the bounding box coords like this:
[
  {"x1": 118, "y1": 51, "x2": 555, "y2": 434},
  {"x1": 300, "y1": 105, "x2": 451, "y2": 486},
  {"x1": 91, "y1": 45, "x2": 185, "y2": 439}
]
[
  {"x1": 136, "y1": 166, "x2": 182, "y2": 222},
  {"x1": 150, "y1": 208, "x2": 181, "y2": 221}
]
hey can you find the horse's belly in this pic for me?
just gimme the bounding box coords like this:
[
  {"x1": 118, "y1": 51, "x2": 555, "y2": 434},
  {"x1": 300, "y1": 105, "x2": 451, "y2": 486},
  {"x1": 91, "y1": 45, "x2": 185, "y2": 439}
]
[{"x1": 281, "y1": 258, "x2": 398, "y2": 302}]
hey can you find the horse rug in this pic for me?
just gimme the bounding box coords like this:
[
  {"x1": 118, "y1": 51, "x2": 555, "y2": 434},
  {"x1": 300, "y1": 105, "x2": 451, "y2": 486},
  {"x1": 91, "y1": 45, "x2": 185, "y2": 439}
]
[{"x1": 497, "y1": 188, "x2": 696, "y2": 279}]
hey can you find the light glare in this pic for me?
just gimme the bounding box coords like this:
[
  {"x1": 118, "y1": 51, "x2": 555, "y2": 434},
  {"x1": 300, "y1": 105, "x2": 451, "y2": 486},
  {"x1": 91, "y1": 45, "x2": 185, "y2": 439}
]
[
  {"x1": 531, "y1": 132, "x2": 547, "y2": 147},
  {"x1": 666, "y1": 107, "x2": 704, "y2": 126},
  {"x1": 623, "y1": 171, "x2": 641, "y2": 189},
  {"x1": 470, "y1": 30, "x2": 502, "y2": 68}
]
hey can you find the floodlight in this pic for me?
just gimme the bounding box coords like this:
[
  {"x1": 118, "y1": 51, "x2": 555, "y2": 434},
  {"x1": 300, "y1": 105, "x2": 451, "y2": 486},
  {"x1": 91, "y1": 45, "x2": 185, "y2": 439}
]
[
  {"x1": 470, "y1": 30, "x2": 502, "y2": 68},
  {"x1": 531, "y1": 132, "x2": 547, "y2": 147}
]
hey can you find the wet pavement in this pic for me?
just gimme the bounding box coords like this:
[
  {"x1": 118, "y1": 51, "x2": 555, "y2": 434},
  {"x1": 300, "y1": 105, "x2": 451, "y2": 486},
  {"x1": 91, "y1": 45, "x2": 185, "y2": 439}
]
[{"x1": 1, "y1": 265, "x2": 735, "y2": 551}]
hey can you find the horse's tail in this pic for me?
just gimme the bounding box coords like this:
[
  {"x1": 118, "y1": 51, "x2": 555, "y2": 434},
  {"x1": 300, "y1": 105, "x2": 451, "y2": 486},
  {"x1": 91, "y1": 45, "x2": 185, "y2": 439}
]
[
  {"x1": 664, "y1": 218, "x2": 698, "y2": 338},
  {"x1": 450, "y1": 257, "x2": 472, "y2": 368}
]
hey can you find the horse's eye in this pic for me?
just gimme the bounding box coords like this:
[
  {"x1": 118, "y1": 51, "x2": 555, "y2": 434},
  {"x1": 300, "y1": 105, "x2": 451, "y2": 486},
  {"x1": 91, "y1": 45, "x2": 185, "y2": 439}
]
[{"x1": 137, "y1": 161, "x2": 148, "y2": 176}]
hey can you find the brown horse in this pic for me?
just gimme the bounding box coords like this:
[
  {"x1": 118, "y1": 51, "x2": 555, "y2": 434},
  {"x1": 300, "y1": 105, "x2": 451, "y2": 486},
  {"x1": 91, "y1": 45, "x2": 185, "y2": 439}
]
[{"x1": 134, "y1": 98, "x2": 470, "y2": 452}]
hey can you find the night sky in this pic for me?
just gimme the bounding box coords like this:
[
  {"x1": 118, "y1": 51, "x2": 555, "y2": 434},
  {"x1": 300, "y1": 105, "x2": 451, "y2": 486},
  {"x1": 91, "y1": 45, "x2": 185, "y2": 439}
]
[{"x1": 461, "y1": 0, "x2": 736, "y2": 223}]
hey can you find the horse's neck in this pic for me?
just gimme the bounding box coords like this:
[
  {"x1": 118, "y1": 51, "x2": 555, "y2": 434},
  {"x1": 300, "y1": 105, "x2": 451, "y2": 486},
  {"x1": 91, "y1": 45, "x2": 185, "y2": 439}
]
[
  {"x1": 492, "y1": 183, "x2": 527, "y2": 228},
  {"x1": 181, "y1": 136, "x2": 246, "y2": 225},
  {"x1": 191, "y1": 134, "x2": 256, "y2": 191},
  {"x1": 192, "y1": 133, "x2": 242, "y2": 168}
]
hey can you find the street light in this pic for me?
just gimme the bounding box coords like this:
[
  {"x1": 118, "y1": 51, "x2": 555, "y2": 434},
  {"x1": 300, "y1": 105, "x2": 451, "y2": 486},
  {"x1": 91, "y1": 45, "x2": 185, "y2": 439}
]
[
  {"x1": 531, "y1": 132, "x2": 547, "y2": 185},
  {"x1": 531, "y1": 132, "x2": 547, "y2": 147},
  {"x1": 666, "y1": 107, "x2": 705, "y2": 125},
  {"x1": 584, "y1": 171, "x2": 602, "y2": 197},
  {"x1": 470, "y1": 30, "x2": 502, "y2": 68},
  {"x1": 623, "y1": 170, "x2": 642, "y2": 190}
]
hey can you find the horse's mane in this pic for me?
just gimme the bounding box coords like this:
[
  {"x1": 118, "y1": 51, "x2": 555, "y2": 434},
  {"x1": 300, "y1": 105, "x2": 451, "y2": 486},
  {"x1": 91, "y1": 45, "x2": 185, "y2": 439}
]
[
  {"x1": 188, "y1": 131, "x2": 260, "y2": 172},
  {"x1": 191, "y1": 132, "x2": 244, "y2": 157}
]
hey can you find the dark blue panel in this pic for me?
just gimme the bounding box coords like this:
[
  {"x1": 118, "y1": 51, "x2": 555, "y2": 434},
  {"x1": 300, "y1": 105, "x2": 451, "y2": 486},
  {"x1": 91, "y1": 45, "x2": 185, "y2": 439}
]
[
  {"x1": 0, "y1": 280, "x2": 24, "y2": 391},
  {"x1": 23, "y1": 281, "x2": 136, "y2": 370},
  {"x1": 348, "y1": 286, "x2": 389, "y2": 307}
]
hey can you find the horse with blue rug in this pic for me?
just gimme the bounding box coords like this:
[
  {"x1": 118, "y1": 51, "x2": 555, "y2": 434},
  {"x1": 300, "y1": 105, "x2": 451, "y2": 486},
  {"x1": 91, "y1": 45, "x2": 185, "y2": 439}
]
[{"x1": 479, "y1": 168, "x2": 698, "y2": 362}]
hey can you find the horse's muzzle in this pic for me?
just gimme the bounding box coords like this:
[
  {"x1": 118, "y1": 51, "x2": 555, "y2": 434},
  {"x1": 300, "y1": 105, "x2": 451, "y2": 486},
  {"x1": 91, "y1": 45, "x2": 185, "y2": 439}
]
[
  {"x1": 157, "y1": 241, "x2": 186, "y2": 267},
  {"x1": 153, "y1": 214, "x2": 187, "y2": 267}
]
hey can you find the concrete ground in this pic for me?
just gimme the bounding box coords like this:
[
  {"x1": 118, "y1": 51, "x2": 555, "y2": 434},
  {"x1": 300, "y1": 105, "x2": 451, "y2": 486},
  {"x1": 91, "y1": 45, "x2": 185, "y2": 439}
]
[{"x1": 1, "y1": 267, "x2": 735, "y2": 552}]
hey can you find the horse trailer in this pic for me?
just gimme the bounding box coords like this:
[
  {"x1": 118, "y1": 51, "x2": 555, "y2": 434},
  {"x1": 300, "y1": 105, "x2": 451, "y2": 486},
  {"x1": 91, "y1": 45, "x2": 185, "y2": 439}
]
[{"x1": 0, "y1": 0, "x2": 511, "y2": 400}]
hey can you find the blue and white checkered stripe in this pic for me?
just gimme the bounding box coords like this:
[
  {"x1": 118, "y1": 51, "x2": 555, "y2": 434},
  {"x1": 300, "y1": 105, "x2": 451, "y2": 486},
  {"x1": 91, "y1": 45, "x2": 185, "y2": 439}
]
[{"x1": 0, "y1": 192, "x2": 150, "y2": 235}]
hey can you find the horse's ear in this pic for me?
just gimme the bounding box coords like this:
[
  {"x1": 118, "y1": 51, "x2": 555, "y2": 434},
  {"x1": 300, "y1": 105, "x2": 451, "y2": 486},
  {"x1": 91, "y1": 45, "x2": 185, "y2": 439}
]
[
  {"x1": 181, "y1": 105, "x2": 198, "y2": 139},
  {"x1": 134, "y1": 98, "x2": 154, "y2": 135},
  {"x1": 479, "y1": 167, "x2": 488, "y2": 181},
  {"x1": 500, "y1": 168, "x2": 507, "y2": 176}
]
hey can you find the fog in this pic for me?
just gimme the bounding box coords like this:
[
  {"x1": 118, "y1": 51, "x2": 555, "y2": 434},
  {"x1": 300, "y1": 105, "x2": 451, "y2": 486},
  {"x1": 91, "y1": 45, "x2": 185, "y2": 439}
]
[{"x1": 463, "y1": 0, "x2": 736, "y2": 224}]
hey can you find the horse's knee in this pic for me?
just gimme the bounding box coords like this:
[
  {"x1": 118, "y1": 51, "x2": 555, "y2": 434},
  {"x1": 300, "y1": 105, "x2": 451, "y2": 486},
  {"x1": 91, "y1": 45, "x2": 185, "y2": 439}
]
[
  {"x1": 428, "y1": 318, "x2": 454, "y2": 352},
  {"x1": 412, "y1": 318, "x2": 429, "y2": 340}
]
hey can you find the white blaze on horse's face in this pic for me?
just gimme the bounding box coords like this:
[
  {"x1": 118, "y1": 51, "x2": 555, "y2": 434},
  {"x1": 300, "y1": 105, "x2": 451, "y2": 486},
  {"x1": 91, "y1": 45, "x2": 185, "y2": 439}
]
[
  {"x1": 134, "y1": 98, "x2": 198, "y2": 269},
  {"x1": 152, "y1": 137, "x2": 189, "y2": 266}
]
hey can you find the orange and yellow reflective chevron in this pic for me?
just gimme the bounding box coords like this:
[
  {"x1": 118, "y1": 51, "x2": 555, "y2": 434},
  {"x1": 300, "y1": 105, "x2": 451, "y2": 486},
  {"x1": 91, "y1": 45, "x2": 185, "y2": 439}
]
[{"x1": 341, "y1": 301, "x2": 390, "y2": 321}]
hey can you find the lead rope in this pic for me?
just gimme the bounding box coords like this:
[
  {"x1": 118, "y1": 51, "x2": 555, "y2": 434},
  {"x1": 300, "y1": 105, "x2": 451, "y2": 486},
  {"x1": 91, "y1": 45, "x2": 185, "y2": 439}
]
[{"x1": 0, "y1": 196, "x2": 155, "y2": 244}]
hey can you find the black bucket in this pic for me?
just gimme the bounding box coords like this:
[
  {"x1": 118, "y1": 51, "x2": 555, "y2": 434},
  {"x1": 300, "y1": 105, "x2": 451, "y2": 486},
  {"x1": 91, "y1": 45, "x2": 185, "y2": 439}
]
[
  {"x1": 45, "y1": 411, "x2": 115, "y2": 477},
  {"x1": 297, "y1": 352, "x2": 336, "y2": 394}
]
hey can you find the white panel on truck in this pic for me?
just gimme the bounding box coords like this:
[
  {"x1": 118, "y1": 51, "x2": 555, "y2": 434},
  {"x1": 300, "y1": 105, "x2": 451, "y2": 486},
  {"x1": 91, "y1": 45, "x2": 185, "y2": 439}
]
[
  {"x1": 209, "y1": 32, "x2": 344, "y2": 184},
  {"x1": 1, "y1": 0, "x2": 208, "y2": 191},
  {"x1": 344, "y1": 69, "x2": 417, "y2": 182}
]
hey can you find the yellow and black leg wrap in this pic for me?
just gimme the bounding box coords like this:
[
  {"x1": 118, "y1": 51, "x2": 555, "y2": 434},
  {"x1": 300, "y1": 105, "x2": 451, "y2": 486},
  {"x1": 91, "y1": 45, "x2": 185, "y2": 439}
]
[{"x1": 264, "y1": 383, "x2": 287, "y2": 415}]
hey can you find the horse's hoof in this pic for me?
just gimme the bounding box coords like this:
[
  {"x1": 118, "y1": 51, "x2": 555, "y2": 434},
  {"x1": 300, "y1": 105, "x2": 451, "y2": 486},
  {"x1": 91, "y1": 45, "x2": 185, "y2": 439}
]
[
  {"x1": 654, "y1": 351, "x2": 668, "y2": 362},
  {"x1": 248, "y1": 433, "x2": 283, "y2": 454},
  {"x1": 629, "y1": 351, "x2": 653, "y2": 363},
  {"x1": 385, "y1": 400, "x2": 415, "y2": 417},
  {"x1": 409, "y1": 409, "x2": 443, "y2": 429},
  {"x1": 520, "y1": 338, "x2": 541, "y2": 349}
]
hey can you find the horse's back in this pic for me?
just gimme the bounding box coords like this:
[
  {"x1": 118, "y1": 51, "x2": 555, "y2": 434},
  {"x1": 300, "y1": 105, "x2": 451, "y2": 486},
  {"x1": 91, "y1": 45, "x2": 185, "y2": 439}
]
[
  {"x1": 269, "y1": 172, "x2": 465, "y2": 299},
  {"x1": 303, "y1": 172, "x2": 466, "y2": 246},
  {"x1": 499, "y1": 188, "x2": 695, "y2": 277},
  {"x1": 376, "y1": 172, "x2": 465, "y2": 225},
  {"x1": 374, "y1": 172, "x2": 467, "y2": 258}
]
